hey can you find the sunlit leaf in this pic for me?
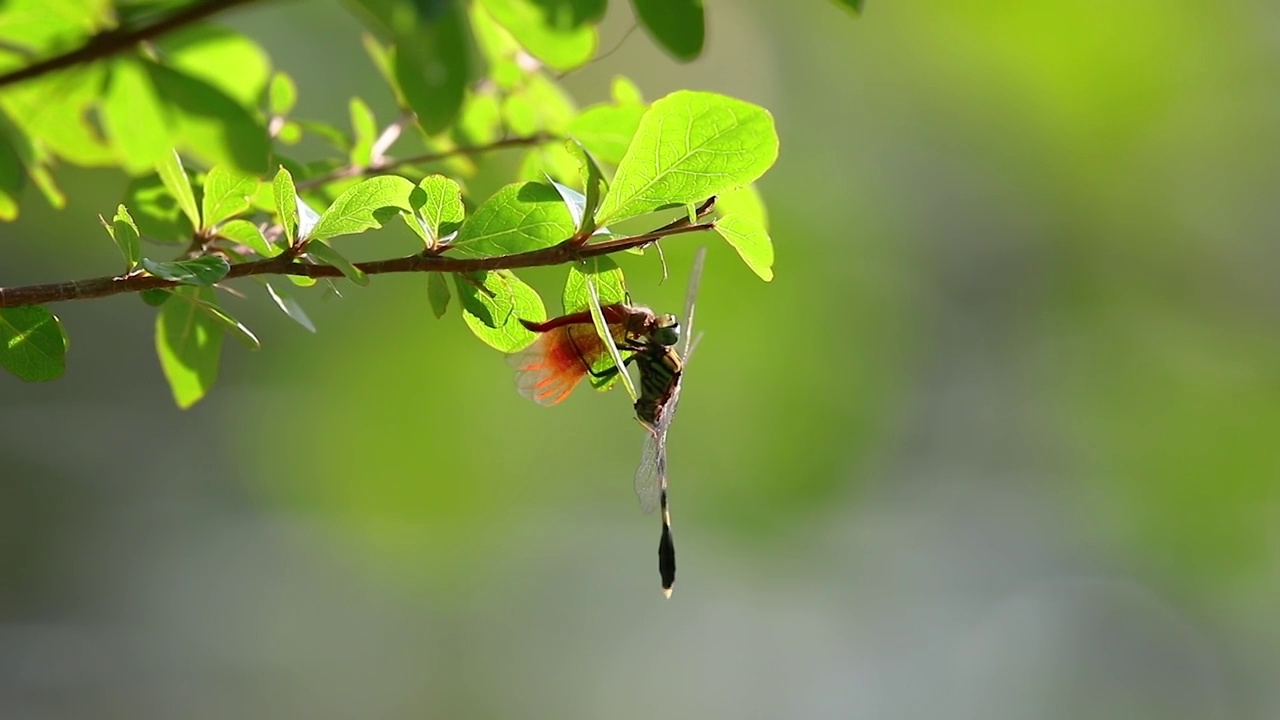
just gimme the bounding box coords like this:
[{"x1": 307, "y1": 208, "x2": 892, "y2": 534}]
[
  {"x1": 269, "y1": 71, "x2": 297, "y2": 115},
  {"x1": 266, "y1": 281, "x2": 316, "y2": 332},
  {"x1": 273, "y1": 166, "x2": 299, "y2": 244},
  {"x1": 309, "y1": 175, "x2": 415, "y2": 241},
  {"x1": 144, "y1": 61, "x2": 271, "y2": 175},
  {"x1": 349, "y1": 96, "x2": 378, "y2": 167},
  {"x1": 408, "y1": 174, "x2": 465, "y2": 247},
  {"x1": 611, "y1": 75, "x2": 643, "y2": 105},
  {"x1": 716, "y1": 184, "x2": 769, "y2": 228},
  {"x1": 156, "y1": 149, "x2": 201, "y2": 229},
  {"x1": 157, "y1": 23, "x2": 271, "y2": 107},
  {"x1": 562, "y1": 256, "x2": 625, "y2": 313},
  {"x1": 630, "y1": 0, "x2": 705, "y2": 62},
  {"x1": 568, "y1": 139, "x2": 605, "y2": 232},
  {"x1": 0, "y1": 305, "x2": 66, "y2": 382},
  {"x1": 306, "y1": 241, "x2": 369, "y2": 286},
  {"x1": 713, "y1": 212, "x2": 774, "y2": 281},
  {"x1": 0, "y1": 129, "x2": 24, "y2": 220},
  {"x1": 478, "y1": 0, "x2": 602, "y2": 71},
  {"x1": 296, "y1": 120, "x2": 352, "y2": 152},
  {"x1": 141, "y1": 255, "x2": 232, "y2": 286},
  {"x1": 448, "y1": 181, "x2": 575, "y2": 258},
  {"x1": 155, "y1": 286, "x2": 223, "y2": 409},
  {"x1": 597, "y1": 91, "x2": 779, "y2": 225},
  {"x1": 123, "y1": 172, "x2": 194, "y2": 244},
  {"x1": 427, "y1": 273, "x2": 451, "y2": 318},
  {"x1": 103, "y1": 204, "x2": 141, "y2": 269},
  {"x1": 102, "y1": 57, "x2": 174, "y2": 173},
  {"x1": 455, "y1": 270, "x2": 546, "y2": 351},
  {"x1": 200, "y1": 165, "x2": 256, "y2": 229},
  {"x1": 219, "y1": 218, "x2": 279, "y2": 257}
]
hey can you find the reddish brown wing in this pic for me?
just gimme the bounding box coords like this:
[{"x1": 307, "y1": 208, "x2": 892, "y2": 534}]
[
  {"x1": 519, "y1": 303, "x2": 643, "y2": 333},
  {"x1": 507, "y1": 321, "x2": 628, "y2": 406}
]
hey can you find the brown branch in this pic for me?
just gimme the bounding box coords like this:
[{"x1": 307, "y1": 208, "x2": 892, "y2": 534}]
[
  {"x1": 296, "y1": 133, "x2": 558, "y2": 190},
  {"x1": 0, "y1": 0, "x2": 265, "y2": 89},
  {"x1": 0, "y1": 223, "x2": 716, "y2": 309}
]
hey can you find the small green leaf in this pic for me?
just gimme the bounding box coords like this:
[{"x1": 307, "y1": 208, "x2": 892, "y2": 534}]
[
  {"x1": 266, "y1": 282, "x2": 316, "y2": 332},
  {"x1": 833, "y1": 0, "x2": 865, "y2": 14},
  {"x1": 191, "y1": 300, "x2": 261, "y2": 350},
  {"x1": 427, "y1": 273, "x2": 451, "y2": 318},
  {"x1": 596, "y1": 91, "x2": 779, "y2": 226},
  {"x1": 455, "y1": 270, "x2": 546, "y2": 352},
  {"x1": 273, "y1": 166, "x2": 299, "y2": 243},
  {"x1": 218, "y1": 219, "x2": 279, "y2": 258},
  {"x1": 156, "y1": 149, "x2": 201, "y2": 230},
  {"x1": 568, "y1": 139, "x2": 605, "y2": 232},
  {"x1": 0, "y1": 128, "x2": 25, "y2": 220},
  {"x1": 200, "y1": 165, "x2": 257, "y2": 229},
  {"x1": 562, "y1": 256, "x2": 625, "y2": 313},
  {"x1": 630, "y1": 0, "x2": 705, "y2": 62},
  {"x1": 584, "y1": 272, "x2": 636, "y2": 400},
  {"x1": 349, "y1": 96, "x2": 378, "y2": 167},
  {"x1": 156, "y1": 286, "x2": 223, "y2": 409},
  {"x1": 409, "y1": 174, "x2": 465, "y2": 247},
  {"x1": 269, "y1": 72, "x2": 298, "y2": 115},
  {"x1": 123, "y1": 172, "x2": 195, "y2": 244},
  {"x1": 714, "y1": 212, "x2": 774, "y2": 282},
  {"x1": 140, "y1": 289, "x2": 171, "y2": 307},
  {"x1": 448, "y1": 181, "x2": 575, "y2": 258},
  {"x1": 0, "y1": 305, "x2": 66, "y2": 382},
  {"x1": 296, "y1": 120, "x2": 352, "y2": 152},
  {"x1": 567, "y1": 103, "x2": 646, "y2": 166},
  {"x1": 611, "y1": 75, "x2": 643, "y2": 105},
  {"x1": 309, "y1": 175, "x2": 415, "y2": 242},
  {"x1": 107, "y1": 204, "x2": 141, "y2": 269},
  {"x1": 306, "y1": 241, "x2": 369, "y2": 286},
  {"x1": 478, "y1": 0, "x2": 602, "y2": 71},
  {"x1": 141, "y1": 255, "x2": 232, "y2": 286}
]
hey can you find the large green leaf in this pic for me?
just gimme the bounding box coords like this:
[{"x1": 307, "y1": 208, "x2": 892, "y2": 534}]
[
  {"x1": 407, "y1": 174, "x2": 465, "y2": 247},
  {"x1": 200, "y1": 165, "x2": 257, "y2": 229},
  {"x1": 0, "y1": 305, "x2": 66, "y2": 382},
  {"x1": 567, "y1": 103, "x2": 646, "y2": 166},
  {"x1": 155, "y1": 286, "x2": 223, "y2": 409},
  {"x1": 448, "y1": 181, "x2": 575, "y2": 258},
  {"x1": 562, "y1": 256, "x2": 625, "y2": 313},
  {"x1": 455, "y1": 270, "x2": 546, "y2": 351},
  {"x1": 123, "y1": 172, "x2": 196, "y2": 244},
  {"x1": 141, "y1": 255, "x2": 232, "y2": 286},
  {"x1": 630, "y1": 0, "x2": 705, "y2": 62},
  {"x1": 0, "y1": 65, "x2": 115, "y2": 167},
  {"x1": 309, "y1": 175, "x2": 416, "y2": 241},
  {"x1": 714, "y1": 212, "x2": 774, "y2": 282},
  {"x1": 144, "y1": 61, "x2": 271, "y2": 175},
  {"x1": 596, "y1": 91, "x2": 779, "y2": 225},
  {"x1": 477, "y1": 0, "x2": 603, "y2": 71},
  {"x1": 156, "y1": 23, "x2": 271, "y2": 107},
  {"x1": 102, "y1": 57, "x2": 174, "y2": 174}
]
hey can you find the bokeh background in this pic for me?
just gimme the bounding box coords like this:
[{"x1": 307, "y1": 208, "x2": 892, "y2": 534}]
[{"x1": 3, "y1": 0, "x2": 1280, "y2": 717}]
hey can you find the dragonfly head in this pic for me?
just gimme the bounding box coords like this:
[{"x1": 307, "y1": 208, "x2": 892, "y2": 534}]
[{"x1": 650, "y1": 313, "x2": 681, "y2": 347}]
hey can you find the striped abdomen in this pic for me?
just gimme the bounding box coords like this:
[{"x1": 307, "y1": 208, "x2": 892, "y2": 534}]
[{"x1": 633, "y1": 347, "x2": 682, "y2": 427}]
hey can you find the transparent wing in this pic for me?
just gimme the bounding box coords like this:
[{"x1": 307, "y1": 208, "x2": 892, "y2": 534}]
[
  {"x1": 634, "y1": 426, "x2": 664, "y2": 515},
  {"x1": 681, "y1": 247, "x2": 707, "y2": 357}
]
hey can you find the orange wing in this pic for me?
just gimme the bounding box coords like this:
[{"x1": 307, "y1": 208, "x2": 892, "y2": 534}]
[{"x1": 507, "y1": 322, "x2": 627, "y2": 406}]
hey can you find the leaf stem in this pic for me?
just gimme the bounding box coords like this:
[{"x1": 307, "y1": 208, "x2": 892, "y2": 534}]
[{"x1": 0, "y1": 221, "x2": 715, "y2": 309}]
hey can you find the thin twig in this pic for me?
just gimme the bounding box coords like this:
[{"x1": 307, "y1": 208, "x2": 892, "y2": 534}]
[
  {"x1": 296, "y1": 133, "x2": 557, "y2": 190},
  {"x1": 0, "y1": 0, "x2": 264, "y2": 89},
  {"x1": 0, "y1": 221, "x2": 716, "y2": 309}
]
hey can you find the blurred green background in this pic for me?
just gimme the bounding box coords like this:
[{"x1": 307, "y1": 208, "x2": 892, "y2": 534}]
[{"x1": 3, "y1": 0, "x2": 1279, "y2": 717}]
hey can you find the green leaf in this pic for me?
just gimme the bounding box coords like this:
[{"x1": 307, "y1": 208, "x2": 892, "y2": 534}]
[
  {"x1": 568, "y1": 139, "x2": 606, "y2": 232},
  {"x1": 714, "y1": 212, "x2": 774, "y2": 282},
  {"x1": 144, "y1": 61, "x2": 271, "y2": 175},
  {"x1": 455, "y1": 270, "x2": 546, "y2": 351},
  {"x1": 101, "y1": 57, "x2": 174, "y2": 174},
  {"x1": 478, "y1": 0, "x2": 603, "y2": 71},
  {"x1": 584, "y1": 271, "x2": 636, "y2": 400},
  {"x1": 503, "y1": 74, "x2": 577, "y2": 135},
  {"x1": 427, "y1": 273, "x2": 451, "y2": 318},
  {"x1": 448, "y1": 181, "x2": 575, "y2": 258},
  {"x1": 833, "y1": 0, "x2": 865, "y2": 14},
  {"x1": 562, "y1": 256, "x2": 625, "y2": 313},
  {"x1": 156, "y1": 286, "x2": 223, "y2": 409},
  {"x1": 218, "y1": 218, "x2": 279, "y2": 258},
  {"x1": 200, "y1": 165, "x2": 257, "y2": 229},
  {"x1": 567, "y1": 103, "x2": 646, "y2": 166},
  {"x1": 0, "y1": 129, "x2": 25, "y2": 220},
  {"x1": 269, "y1": 71, "x2": 297, "y2": 115},
  {"x1": 140, "y1": 289, "x2": 171, "y2": 307},
  {"x1": 296, "y1": 120, "x2": 353, "y2": 152},
  {"x1": 273, "y1": 166, "x2": 299, "y2": 244},
  {"x1": 716, "y1": 184, "x2": 769, "y2": 227},
  {"x1": 0, "y1": 305, "x2": 66, "y2": 382},
  {"x1": 309, "y1": 175, "x2": 415, "y2": 242},
  {"x1": 456, "y1": 90, "x2": 503, "y2": 145},
  {"x1": 141, "y1": 255, "x2": 232, "y2": 286},
  {"x1": 156, "y1": 149, "x2": 201, "y2": 230},
  {"x1": 408, "y1": 174, "x2": 465, "y2": 247},
  {"x1": 266, "y1": 282, "x2": 316, "y2": 332},
  {"x1": 349, "y1": 96, "x2": 378, "y2": 167},
  {"x1": 630, "y1": 0, "x2": 705, "y2": 62},
  {"x1": 596, "y1": 91, "x2": 779, "y2": 225},
  {"x1": 157, "y1": 23, "x2": 271, "y2": 108},
  {"x1": 107, "y1": 204, "x2": 141, "y2": 269},
  {"x1": 187, "y1": 297, "x2": 261, "y2": 350},
  {"x1": 123, "y1": 172, "x2": 195, "y2": 244},
  {"x1": 611, "y1": 75, "x2": 643, "y2": 105},
  {"x1": 306, "y1": 241, "x2": 369, "y2": 286}
]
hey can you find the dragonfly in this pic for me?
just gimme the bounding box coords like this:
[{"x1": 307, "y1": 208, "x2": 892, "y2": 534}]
[{"x1": 506, "y1": 247, "x2": 706, "y2": 597}]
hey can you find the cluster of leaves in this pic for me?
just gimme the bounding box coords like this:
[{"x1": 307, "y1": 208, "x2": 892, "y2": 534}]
[{"x1": 0, "y1": 0, "x2": 855, "y2": 407}]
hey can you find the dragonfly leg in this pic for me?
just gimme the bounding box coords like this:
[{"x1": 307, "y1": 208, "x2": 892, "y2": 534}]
[{"x1": 586, "y1": 348, "x2": 639, "y2": 379}]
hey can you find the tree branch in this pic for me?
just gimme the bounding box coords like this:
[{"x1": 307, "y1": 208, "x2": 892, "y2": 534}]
[
  {"x1": 0, "y1": 223, "x2": 716, "y2": 309},
  {"x1": 0, "y1": 0, "x2": 264, "y2": 89}
]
